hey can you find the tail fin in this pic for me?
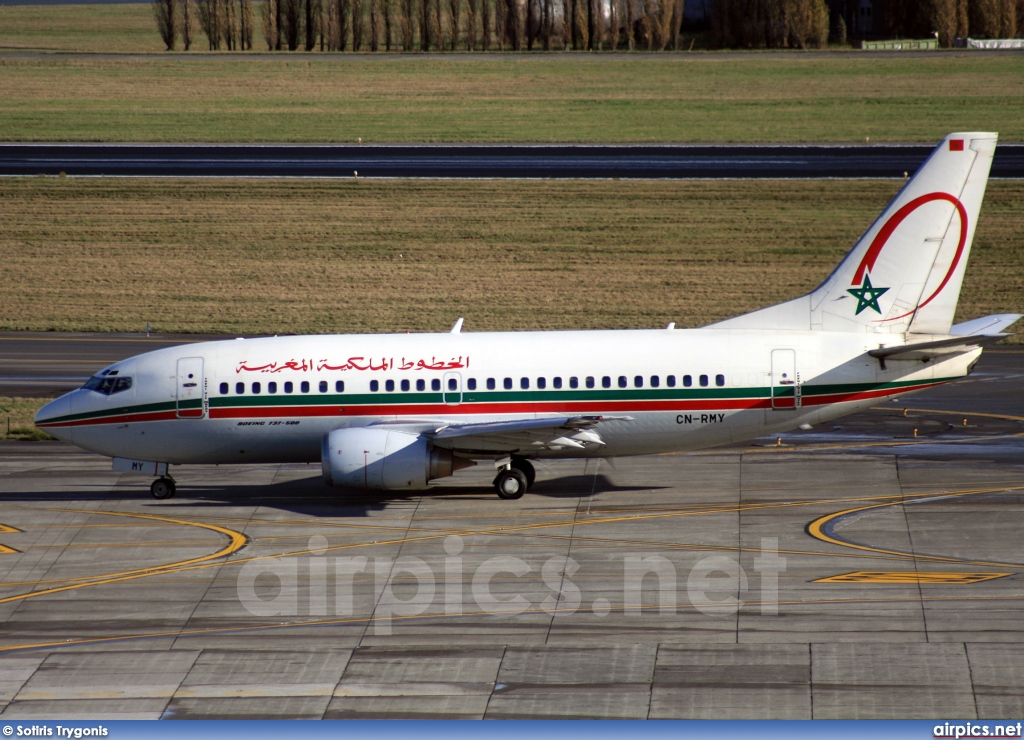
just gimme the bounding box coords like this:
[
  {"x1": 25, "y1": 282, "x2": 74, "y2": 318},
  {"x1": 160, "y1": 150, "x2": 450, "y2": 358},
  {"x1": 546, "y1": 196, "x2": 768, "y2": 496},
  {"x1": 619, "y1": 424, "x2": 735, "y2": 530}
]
[{"x1": 711, "y1": 133, "x2": 997, "y2": 335}]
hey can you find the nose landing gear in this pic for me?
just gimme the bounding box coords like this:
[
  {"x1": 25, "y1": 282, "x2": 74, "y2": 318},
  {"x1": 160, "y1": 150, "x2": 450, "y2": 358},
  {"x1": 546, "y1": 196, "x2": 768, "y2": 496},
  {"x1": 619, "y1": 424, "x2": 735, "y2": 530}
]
[{"x1": 150, "y1": 476, "x2": 177, "y2": 500}]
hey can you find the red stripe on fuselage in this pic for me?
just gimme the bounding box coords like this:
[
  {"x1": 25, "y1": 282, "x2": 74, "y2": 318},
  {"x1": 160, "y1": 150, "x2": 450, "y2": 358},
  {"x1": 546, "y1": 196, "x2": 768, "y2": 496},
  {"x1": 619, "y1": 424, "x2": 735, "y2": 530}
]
[{"x1": 36, "y1": 380, "x2": 947, "y2": 428}]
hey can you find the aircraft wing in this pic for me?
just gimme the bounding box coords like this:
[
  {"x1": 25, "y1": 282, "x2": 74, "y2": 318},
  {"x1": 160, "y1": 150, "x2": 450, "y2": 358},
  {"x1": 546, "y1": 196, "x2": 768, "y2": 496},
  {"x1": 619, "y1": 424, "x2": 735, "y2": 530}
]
[{"x1": 369, "y1": 415, "x2": 632, "y2": 454}]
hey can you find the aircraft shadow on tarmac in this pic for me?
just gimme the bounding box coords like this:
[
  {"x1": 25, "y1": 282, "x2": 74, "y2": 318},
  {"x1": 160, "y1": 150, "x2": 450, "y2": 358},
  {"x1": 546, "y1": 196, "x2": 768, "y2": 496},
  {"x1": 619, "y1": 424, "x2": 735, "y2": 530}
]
[{"x1": 1, "y1": 472, "x2": 668, "y2": 518}]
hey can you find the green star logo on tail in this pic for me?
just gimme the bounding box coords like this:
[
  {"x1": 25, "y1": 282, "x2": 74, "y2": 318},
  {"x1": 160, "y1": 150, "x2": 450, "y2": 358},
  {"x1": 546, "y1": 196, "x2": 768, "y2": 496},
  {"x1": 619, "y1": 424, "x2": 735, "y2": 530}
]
[{"x1": 847, "y1": 275, "x2": 889, "y2": 315}]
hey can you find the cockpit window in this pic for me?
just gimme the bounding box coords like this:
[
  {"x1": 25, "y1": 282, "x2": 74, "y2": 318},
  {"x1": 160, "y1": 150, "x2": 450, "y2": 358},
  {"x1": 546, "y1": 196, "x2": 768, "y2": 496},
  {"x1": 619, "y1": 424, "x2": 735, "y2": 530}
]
[{"x1": 83, "y1": 375, "x2": 132, "y2": 395}]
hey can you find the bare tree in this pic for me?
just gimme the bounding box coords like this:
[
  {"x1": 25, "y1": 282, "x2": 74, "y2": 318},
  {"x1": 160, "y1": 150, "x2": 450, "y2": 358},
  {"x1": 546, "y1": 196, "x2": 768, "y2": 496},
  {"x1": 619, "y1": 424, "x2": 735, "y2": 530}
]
[
  {"x1": 433, "y1": 0, "x2": 443, "y2": 48},
  {"x1": 197, "y1": 0, "x2": 218, "y2": 48},
  {"x1": 572, "y1": 0, "x2": 587, "y2": 46},
  {"x1": 352, "y1": 0, "x2": 363, "y2": 47},
  {"x1": 1001, "y1": 0, "x2": 1017, "y2": 36},
  {"x1": 263, "y1": 0, "x2": 280, "y2": 47},
  {"x1": 154, "y1": 0, "x2": 177, "y2": 49},
  {"x1": 280, "y1": 0, "x2": 301, "y2": 47},
  {"x1": 383, "y1": 0, "x2": 392, "y2": 49},
  {"x1": 370, "y1": 0, "x2": 381, "y2": 49},
  {"x1": 623, "y1": 0, "x2": 634, "y2": 48},
  {"x1": 400, "y1": 0, "x2": 413, "y2": 48},
  {"x1": 541, "y1": 0, "x2": 552, "y2": 48},
  {"x1": 449, "y1": 0, "x2": 460, "y2": 48},
  {"x1": 326, "y1": 0, "x2": 339, "y2": 47},
  {"x1": 509, "y1": 0, "x2": 524, "y2": 47},
  {"x1": 466, "y1": 0, "x2": 477, "y2": 48},
  {"x1": 494, "y1": 0, "x2": 507, "y2": 48},
  {"x1": 971, "y1": 0, "x2": 1001, "y2": 36},
  {"x1": 608, "y1": 0, "x2": 619, "y2": 48},
  {"x1": 338, "y1": 0, "x2": 350, "y2": 48},
  {"x1": 670, "y1": 0, "x2": 682, "y2": 48},
  {"x1": 180, "y1": 0, "x2": 195, "y2": 49},
  {"x1": 481, "y1": 0, "x2": 491, "y2": 48},
  {"x1": 927, "y1": 0, "x2": 956, "y2": 45},
  {"x1": 305, "y1": 0, "x2": 315, "y2": 49},
  {"x1": 240, "y1": 0, "x2": 254, "y2": 48},
  {"x1": 561, "y1": 0, "x2": 571, "y2": 46},
  {"x1": 224, "y1": 0, "x2": 239, "y2": 50}
]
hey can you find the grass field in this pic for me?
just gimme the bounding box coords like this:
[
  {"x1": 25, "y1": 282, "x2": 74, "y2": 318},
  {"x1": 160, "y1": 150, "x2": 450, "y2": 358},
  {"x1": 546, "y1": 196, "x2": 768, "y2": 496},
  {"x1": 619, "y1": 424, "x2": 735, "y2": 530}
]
[
  {"x1": 1, "y1": 178, "x2": 1020, "y2": 337},
  {"x1": 0, "y1": 397, "x2": 51, "y2": 440},
  {"x1": 0, "y1": 17, "x2": 1023, "y2": 143}
]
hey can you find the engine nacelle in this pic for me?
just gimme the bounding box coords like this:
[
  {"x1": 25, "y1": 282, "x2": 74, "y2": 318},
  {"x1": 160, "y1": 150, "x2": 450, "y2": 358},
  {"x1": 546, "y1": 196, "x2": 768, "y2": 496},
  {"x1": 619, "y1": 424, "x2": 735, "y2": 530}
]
[{"x1": 321, "y1": 427, "x2": 470, "y2": 490}]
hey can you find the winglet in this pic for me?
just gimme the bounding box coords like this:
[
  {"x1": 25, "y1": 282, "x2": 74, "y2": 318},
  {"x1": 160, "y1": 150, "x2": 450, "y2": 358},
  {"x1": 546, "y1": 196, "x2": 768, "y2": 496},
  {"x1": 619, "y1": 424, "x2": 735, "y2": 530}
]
[{"x1": 450, "y1": 318, "x2": 464, "y2": 334}]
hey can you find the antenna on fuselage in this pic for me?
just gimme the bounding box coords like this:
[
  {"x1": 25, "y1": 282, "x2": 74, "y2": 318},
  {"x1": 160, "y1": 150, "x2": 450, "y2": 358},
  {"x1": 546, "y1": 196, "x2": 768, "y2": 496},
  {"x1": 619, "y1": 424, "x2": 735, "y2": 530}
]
[{"x1": 450, "y1": 318, "x2": 464, "y2": 334}]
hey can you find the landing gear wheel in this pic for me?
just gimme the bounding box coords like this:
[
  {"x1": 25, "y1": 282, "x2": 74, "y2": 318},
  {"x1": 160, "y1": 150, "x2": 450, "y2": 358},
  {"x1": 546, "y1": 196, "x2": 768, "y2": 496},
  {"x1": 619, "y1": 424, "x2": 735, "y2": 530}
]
[
  {"x1": 150, "y1": 477, "x2": 176, "y2": 500},
  {"x1": 494, "y1": 468, "x2": 528, "y2": 500},
  {"x1": 510, "y1": 458, "x2": 536, "y2": 489}
]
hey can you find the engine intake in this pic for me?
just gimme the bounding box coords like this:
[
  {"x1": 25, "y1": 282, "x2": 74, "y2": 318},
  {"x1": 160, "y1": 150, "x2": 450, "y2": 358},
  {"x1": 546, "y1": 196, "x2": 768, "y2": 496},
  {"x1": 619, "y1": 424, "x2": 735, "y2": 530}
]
[{"x1": 321, "y1": 427, "x2": 472, "y2": 490}]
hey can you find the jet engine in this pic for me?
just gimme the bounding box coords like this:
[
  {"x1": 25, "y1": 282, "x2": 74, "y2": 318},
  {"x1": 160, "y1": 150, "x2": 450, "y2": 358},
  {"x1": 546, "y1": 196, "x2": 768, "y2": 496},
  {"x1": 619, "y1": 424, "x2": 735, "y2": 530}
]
[{"x1": 321, "y1": 427, "x2": 472, "y2": 490}]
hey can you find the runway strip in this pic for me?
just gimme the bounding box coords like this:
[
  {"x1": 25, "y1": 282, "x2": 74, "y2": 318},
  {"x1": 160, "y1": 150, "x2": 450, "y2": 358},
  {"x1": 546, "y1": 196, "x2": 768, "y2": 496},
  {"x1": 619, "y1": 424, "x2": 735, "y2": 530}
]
[{"x1": 3, "y1": 143, "x2": 1024, "y2": 178}]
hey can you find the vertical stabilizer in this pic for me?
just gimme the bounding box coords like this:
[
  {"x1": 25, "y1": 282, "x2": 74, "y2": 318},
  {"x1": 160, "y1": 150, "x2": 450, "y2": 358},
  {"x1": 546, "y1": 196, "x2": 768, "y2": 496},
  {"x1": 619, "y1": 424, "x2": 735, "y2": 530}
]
[{"x1": 711, "y1": 133, "x2": 997, "y2": 334}]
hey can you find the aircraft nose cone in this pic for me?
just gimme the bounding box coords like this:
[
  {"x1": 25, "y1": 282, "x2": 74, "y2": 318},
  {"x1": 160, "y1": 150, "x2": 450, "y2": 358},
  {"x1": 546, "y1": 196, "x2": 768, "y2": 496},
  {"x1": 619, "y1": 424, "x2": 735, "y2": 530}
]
[{"x1": 34, "y1": 394, "x2": 74, "y2": 444}]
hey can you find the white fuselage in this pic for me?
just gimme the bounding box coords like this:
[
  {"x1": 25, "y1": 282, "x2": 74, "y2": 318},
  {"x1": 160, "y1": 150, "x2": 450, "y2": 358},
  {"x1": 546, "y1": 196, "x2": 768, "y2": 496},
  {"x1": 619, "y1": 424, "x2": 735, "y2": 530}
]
[{"x1": 36, "y1": 327, "x2": 977, "y2": 466}]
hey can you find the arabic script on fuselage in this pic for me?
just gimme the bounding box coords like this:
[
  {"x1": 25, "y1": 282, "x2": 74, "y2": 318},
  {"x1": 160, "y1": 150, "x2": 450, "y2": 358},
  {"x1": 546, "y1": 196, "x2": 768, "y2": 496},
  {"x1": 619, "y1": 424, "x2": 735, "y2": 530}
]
[{"x1": 235, "y1": 356, "x2": 469, "y2": 374}]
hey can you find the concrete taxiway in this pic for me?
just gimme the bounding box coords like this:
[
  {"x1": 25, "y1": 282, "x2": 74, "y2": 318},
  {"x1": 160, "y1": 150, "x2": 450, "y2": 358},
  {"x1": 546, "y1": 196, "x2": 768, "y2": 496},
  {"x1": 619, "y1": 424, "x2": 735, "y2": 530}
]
[
  {"x1": 3, "y1": 143, "x2": 1024, "y2": 179},
  {"x1": 0, "y1": 349, "x2": 1022, "y2": 719}
]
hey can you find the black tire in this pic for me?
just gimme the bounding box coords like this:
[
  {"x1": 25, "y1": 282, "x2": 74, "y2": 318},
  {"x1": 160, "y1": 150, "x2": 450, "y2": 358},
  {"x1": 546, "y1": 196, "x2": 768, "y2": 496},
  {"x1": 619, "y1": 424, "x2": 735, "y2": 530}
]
[
  {"x1": 510, "y1": 458, "x2": 536, "y2": 489},
  {"x1": 494, "y1": 468, "x2": 528, "y2": 500},
  {"x1": 150, "y1": 477, "x2": 176, "y2": 500}
]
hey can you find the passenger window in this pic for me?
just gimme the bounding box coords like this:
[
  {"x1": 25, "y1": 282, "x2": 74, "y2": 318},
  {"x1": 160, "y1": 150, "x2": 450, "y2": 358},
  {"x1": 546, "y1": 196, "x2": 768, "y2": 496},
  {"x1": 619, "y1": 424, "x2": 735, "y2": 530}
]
[
  {"x1": 220, "y1": 382, "x2": 228, "y2": 395},
  {"x1": 586, "y1": 376, "x2": 595, "y2": 389},
  {"x1": 601, "y1": 376, "x2": 611, "y2": 389},
  {"x1": 268, "y1": 382, "x2": 277, "y2": 394},
  {"x1": 301, "y1": 381, "x2": 309, "y2": 393},
  {"x1": 431, "y1": 379, "x2": 441, "y2": 392},
  {"x1": 401, "y1": 379, "x2": 410, "y2": 392},
  {"x1": 448, "y1": 378, "x2": 457, "y2": 391},
  {"x1": 467, "y1": 378, "x2": 477, "y2": 391},
  {"x1": 319, "y1": 380, "x2": 328, "y2": 393},
  {"x1": 570, "y1": 377, "x2": 579, "y2": 389},
  {"x1": 699, "y1": 374, "x2": 709, "y2": 387},
  {"x1": 521, "y1": 377, "x2": 530, "y2": 390},
  {"x1": 335, "y1": 380, "x2": 345, "y2": 393},
  {"x1": 487, "y1": 378, "x2": 496, "y2": 390},
  {"x1": 370, "y1": 380, "x2": 379, "y2": 392},
  {"x1": 386, "y1": 379, "x2": 395, "y2": 392},
  {"x1": 284, "y1": 381, "x2": 293, "y2": 393},
  {"x1": 252, "y1": 382, "x2": 261, "y2": 394},
  {"x1": 716, "y1": 374, "x2": 725, "y2": 387},
  {"x1": 634, "y1": 375, "x2": 643, "y2": 388},
  {"x1": 236, "y1": 382, "x2": 245, "y2": 394},
  {"x1": 504, "y1": 378, "x2": 513, "y2": 390},
  {"x1": 650, "y1": 376, "x2": 660, "y2": 388},
  {"x1": 537, "y1": 377, "x2": 546, "y2": 390},
  {"x1": 553, "y1": 377, "x2": 562, "y2": 389},
  {"x1": 618, "y1": 376, "x2": 627, "y2": 388},
  {"x1": 416, "y1": 379, "x2": 425, "y2": 392},
  {"x1": 683, "y1": 375, "x2": 692, "y2": 388},
  {"x1": 666, "y1": 375, "x2": 676, "y2": 388}
]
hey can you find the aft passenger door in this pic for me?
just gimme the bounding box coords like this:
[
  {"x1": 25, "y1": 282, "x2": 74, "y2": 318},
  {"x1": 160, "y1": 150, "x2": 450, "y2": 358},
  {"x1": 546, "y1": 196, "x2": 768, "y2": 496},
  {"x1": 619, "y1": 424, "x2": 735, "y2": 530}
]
[
  {"x1": 176, "y1": 357, "x2": 205, "y2": 418},
  {"x1": 770, "y1": 349, "x2": 800, "y2": 409}
]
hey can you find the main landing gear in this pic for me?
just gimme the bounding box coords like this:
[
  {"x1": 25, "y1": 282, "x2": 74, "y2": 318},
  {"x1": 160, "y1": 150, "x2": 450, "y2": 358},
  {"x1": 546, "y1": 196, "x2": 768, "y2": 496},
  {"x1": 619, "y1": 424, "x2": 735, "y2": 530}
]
[
  {"x1": 493, "y1": 458, "x2": 535, "y2": 500},
  {"x1": 150, "y1": 476, "x2": 177, "y2": 500}
]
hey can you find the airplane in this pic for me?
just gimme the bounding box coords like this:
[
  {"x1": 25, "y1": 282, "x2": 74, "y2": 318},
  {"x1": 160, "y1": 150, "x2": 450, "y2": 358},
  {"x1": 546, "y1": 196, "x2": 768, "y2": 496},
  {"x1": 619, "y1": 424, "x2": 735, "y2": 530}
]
[{"x1": 35, "y1": 132, "x2": 1020, "y2": 501}]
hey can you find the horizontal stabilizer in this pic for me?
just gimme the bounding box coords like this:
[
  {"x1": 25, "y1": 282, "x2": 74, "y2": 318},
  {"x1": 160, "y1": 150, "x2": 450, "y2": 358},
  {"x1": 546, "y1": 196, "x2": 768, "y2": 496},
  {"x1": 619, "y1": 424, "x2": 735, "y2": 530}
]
[
  {"x1": 868, "y1": 334, "x2": 1007, "y2": 362},
  {"x1": 951, "y1": 314, "x2": 1022, "y2": 336}
]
